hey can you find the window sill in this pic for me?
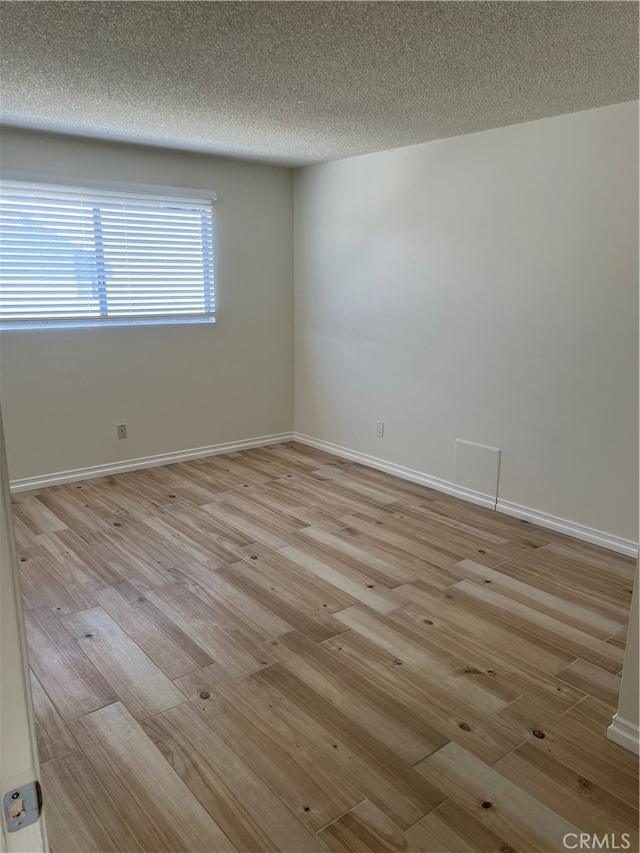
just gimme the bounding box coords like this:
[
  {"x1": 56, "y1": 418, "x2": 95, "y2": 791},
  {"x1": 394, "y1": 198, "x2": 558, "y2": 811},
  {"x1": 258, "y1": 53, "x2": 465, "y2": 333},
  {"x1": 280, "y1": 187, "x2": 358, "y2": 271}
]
[{"x1": 0, "y1": 316, "x2": 217, "y2": 331}]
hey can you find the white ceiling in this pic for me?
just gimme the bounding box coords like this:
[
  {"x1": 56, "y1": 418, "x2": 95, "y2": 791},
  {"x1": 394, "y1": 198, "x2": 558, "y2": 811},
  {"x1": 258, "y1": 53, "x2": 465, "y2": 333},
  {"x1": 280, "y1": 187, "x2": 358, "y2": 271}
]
[{"x1": 0, "y1": 1, "x2": 637, "y2": 167}]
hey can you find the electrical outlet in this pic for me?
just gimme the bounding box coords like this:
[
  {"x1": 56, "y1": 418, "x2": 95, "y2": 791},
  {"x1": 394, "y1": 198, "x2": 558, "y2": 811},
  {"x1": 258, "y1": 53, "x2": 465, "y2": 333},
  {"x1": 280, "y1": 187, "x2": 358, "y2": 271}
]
[
  {"x1": 116, "y1": 424, "x2": 127, "y2": 440},
  {"x1": 375, "y1": 420, "x2": 384, "y2": 438}
]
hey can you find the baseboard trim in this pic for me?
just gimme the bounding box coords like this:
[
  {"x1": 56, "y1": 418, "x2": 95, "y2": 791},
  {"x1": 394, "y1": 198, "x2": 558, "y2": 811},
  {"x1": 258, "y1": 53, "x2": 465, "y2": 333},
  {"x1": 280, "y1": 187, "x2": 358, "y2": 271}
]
[
  {"x1": 9, "y1": 432, "x2": 295, "y2": 493},
  {"x1": 495, "y1": 498, "x2": 638, "y2": 558},
  {"x1": 607, "y1": 714, "x2": 640, "y2": 755},
  {"x1": 293, "y1": 433, "x2": 639, "y2": 558},
  {"x1": 294, "y1": 433, "x2": 498, "y2": 509}
]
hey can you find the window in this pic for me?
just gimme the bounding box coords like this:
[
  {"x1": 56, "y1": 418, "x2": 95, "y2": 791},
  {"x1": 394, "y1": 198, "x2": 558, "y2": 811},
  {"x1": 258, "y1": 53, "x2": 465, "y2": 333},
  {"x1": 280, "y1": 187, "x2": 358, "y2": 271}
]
[{"x1": 0, "y1": 180, "x2": 215, "y2": 328}]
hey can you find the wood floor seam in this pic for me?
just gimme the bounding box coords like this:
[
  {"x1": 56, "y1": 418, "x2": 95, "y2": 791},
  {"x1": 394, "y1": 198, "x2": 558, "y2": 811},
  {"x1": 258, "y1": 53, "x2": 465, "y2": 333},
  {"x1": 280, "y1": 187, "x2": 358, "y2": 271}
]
[{"x1": 311, "y1": 798, "x2": 369, "y2": 835}]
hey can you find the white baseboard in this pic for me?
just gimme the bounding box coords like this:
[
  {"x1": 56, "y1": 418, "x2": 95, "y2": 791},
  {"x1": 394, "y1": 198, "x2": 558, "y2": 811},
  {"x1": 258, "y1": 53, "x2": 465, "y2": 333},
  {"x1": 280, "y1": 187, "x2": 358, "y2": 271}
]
[
  {"x1": 607, "y1": 714, "x2": 640, "y2": 755},
  {"x1": 294, "y1": 433, "x2": 639, "y2": 558},
  {"x1": 9, "y1": 432, "x2": 294, "y2": 493},
  {"x1": 294, "y1": 433, "x2": 498, "y2": 510},
  {"x1": 496, "y1": 498, "x2": 638, "y2": 558}
]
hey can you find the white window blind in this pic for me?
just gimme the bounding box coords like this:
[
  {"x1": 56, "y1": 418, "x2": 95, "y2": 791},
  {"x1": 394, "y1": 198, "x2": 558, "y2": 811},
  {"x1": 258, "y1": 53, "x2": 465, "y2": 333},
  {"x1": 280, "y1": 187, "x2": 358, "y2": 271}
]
[{"x1": 0, "y1": 180, "x2": 215, "y2": 328}]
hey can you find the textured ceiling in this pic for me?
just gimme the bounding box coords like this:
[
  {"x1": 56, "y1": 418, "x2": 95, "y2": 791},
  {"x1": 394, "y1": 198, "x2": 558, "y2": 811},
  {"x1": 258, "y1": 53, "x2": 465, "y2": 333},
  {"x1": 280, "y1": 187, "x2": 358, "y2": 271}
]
[{"x1": 0, "y1": 1, "x2": 637, "y2": 167}]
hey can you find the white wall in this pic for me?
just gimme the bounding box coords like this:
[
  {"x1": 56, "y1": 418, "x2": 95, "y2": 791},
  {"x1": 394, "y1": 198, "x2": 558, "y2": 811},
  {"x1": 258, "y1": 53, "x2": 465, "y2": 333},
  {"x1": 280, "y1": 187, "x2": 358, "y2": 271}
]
[
  {"x1": 294, "y1": 101, "x2": 639, "y2": 542},
  {"x1": 0, "y1": 129, "x2": 293, "y2": 481}
]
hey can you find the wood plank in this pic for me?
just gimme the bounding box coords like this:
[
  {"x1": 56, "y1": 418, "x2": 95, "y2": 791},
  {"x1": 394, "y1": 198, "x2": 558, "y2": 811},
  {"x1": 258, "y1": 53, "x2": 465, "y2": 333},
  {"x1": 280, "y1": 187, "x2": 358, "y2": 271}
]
[
  {"x1": 555, "y1": 659, "x2": 621, "y2": 710},
  {"x1": 143, "y1": 512, "x2": 240, "y2": 567},
  {"x1": 290, "y1": 474, "x2": 396, "y2": 517},
  {"x1": 425, "y1": 495, "x2": 539, "y2": 540},
  {"x1": 388, "y1": 598, "x2": 584, "y2": 713},
  {"x1": 485, "y1": 559, "x2": 630, "y2": 624},
  {"x1": 607, "y1": 627, "x2": 627, "y2": 650},
  {"x1": 87, "y1": 522, "x2": 186, "y2": 590},
  {"x1": 199, "y1": 453, "x2": 278, "y2": 486},
  {"x1": 318, "y1": 800, "x2": 409, "y2": 852},
  {"x1": 494, "y1": 695, "x2": 639, "y2": 808},
  {"x1": 497, "y1": 548, "x2": 634, "y2": 609},
  {"x1": 311, "y1": 468, "x2": 403, "y2": 506},
  {"x1": 19, "y1": 545, "x2": 98, "y2": 614},
  {"x1": 295, "y1": 525, "x2": 421, "y2": 586},
  {"x1": 191, "y1": 456, "x2": 266, "y2": 490},
  {"x1": 12, "y1": 493, "x2": 44, "y2": 533},
  {"x1": 57, "y1": 481, "x2": 131, "y2": 521},
  {"x1": 73, "y1": 475, "x2": 165, "y2": 521},
  {"x1": 222, "y1": 487, "x2": 310, "y2": 537},
  {"x1": 162, "y1": 499, "x2": 253, "y2": 558},
  {"x1": 141, "y1": 702, "x2": 323, "y2": 852},
  {"x1": 239, "y1": 483, "x2": 347, "y2": 532},
  {"x1": 69, "y1": 703, "x2": 236, "y2": 852},
  {"x1": 450, "y1": 579, "x2": 624, "y2": 673},
  {"x1": 266, "y1": 478, "x2": 366, "y2": 520},
  {"x1": 249, "y1": 663, "x2": 446, "y2": 829},
  {"x1": 542, "y1": 539, "x2": 637, "y2": 578},
  {"x1": 264, "y1": 631, "x2": 448, "y2": 763},
  {"x1": 140, "y1": 463, "x2": 227, "y2": 505},
  {"x1": 265, "y1": 441, "x2": 350, "y2": 471},
  {"x1": 216, "y1": 449, "x2": 286, "y2": 480},
  {"x1": 167, "y1": 562, "x2": 292, "y2": 640},
  {"x1": 338, "y1": 512, "x2": 465, "y2": 567},
  {"x1": 219, "y1": 558, "x2": 350, "y2": 643},
  {"x1": 332, "y1": 523, "x2": 467, "y2": 588},
  {"x1": 164, "y1": 575, "x2": 271, "y2": 647},
  {"x1": 237, "y1": 546, "x2": 359, "y2": 614},
  {"x1": 279, "y1": 542, "x2": 403, "y2": 613},
  {"x1": 389, "y1": 501, "x2": 508, "y2": 546},
  {"x1": 563, "y1": 696, "x2": 640, "y2": 804},
  {"x1": 60, "y1": 607, "x2": 185, "y2": 720},
  {"x1": 169, "y1": 460, "x2": 241, "y2": 494},
  {"x1": 346, "y1": 515, "x2": 501, "y2": 572},
  {"x1": 17, "y1": 555, "x2": 48, "y2": 609},
  {"x1": 185, "y1": 668, "x2": 365, "y2": 832},
  {"x1": 452, "y1": 558, "x2": 623, "y2": 639},
  {"x1": 33, "y1": 489, "x2": 110, "y2": 535},
  {"x1": 40, "y1": 750, "x2": 145, "y2": 853},
  {"x1": 381, "y1": 508, "x2": 514, "y2": 565},
  {"x1": 25, "y1": 606, "x2": 116, "y2": 721},
  {"x1": 337, "y1": 461, "x2": 438, "y2": 502},
  {"x1": 12, "y1": 496, "x2": 68, "y2": 534},
  {"x1": 416, "y1": 742, "x2": 579, "y2": 852},
  {"x1": 30, "y1": 671, "x2": 77, "y2": 763},
  {"x1": 321, "y1": 631, "x2": 522, "y2": 766},
  {"x1": 392, "y1": 579, "x2": 577, "y2": 675},
  {"x1": 239, "y1": 446, "x2": 312, "y2": 480},
  {"x1": 145, "y1": 582, "x2": 275, "y2": 677},
  {"x1": 201, "y1": 499, "x2": 293, "y2": 549},
  {"x1": 115, "y1": 468, "x2": 193, "y2": 507},
  {"x1": 39, "y1": 528, "x2": 126, "y2": 588},
  {"x1": 93, "y1": 582, "x2": 214, "y2": 679},
  {"x1": 173, "y1": 661, "x2": 231, "y2": 702},
  {"x1": 494, "y1": 742, "x2": 639, "y2": 845},
  {"x1": 334, "y1": 605, "x2": 514, "y2": 715},
  {"x1": 405, "y1": 799, "x2": 514, "y2": 853}
]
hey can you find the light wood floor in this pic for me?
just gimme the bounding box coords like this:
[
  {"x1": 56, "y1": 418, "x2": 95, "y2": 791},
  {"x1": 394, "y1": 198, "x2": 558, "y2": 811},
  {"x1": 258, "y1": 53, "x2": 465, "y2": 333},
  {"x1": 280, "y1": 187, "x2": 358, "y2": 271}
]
[{"x1": 13, "y1": 442, "x2": 638, "y2": 852}]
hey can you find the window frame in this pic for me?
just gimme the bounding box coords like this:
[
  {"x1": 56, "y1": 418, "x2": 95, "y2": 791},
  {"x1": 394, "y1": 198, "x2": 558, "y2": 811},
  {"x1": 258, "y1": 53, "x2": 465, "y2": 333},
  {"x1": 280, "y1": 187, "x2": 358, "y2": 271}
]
[{"x1": 0, "y1": 172, "x2": 218, "y2": 331}]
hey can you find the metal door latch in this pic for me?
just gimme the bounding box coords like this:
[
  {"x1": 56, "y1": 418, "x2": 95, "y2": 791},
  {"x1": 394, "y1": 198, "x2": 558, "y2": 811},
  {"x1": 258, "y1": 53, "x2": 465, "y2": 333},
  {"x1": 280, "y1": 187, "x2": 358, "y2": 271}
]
[{"x1": 3, "y1": 781, "x2": 41, "y2": 832}]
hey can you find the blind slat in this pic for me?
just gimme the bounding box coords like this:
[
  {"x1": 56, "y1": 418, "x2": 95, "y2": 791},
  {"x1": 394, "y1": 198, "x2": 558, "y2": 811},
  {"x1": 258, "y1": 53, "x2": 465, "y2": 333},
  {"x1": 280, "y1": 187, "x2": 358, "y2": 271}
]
[{"x1": 0, "y1": 180, "x2": 215, "y2": 324}]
